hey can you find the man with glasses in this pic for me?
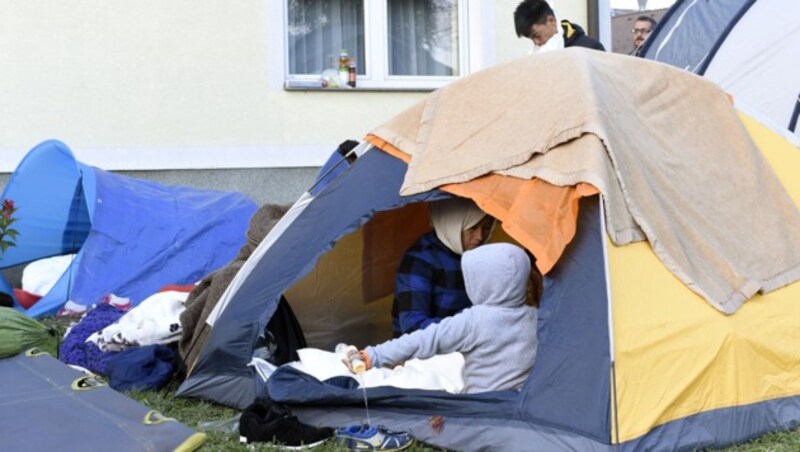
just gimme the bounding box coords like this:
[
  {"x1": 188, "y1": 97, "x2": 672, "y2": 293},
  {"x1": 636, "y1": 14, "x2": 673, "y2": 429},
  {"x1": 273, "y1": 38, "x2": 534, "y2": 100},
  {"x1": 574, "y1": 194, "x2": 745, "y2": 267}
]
[{"x1": 630, "y1": 16, "x2": 657, "y2": 57}]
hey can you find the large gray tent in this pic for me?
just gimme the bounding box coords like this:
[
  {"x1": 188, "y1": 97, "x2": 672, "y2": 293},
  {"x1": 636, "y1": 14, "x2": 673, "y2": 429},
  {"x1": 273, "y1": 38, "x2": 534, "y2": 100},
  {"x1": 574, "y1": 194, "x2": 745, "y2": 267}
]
[{"x1": 641, "y1": 0, "x2": 800, "y2": 144}]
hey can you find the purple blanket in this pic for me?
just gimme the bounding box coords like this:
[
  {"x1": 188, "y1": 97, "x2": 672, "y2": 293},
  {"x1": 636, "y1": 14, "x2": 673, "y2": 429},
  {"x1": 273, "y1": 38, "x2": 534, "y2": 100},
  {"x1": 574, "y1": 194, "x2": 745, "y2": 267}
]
[{"x1": 59, "y1": 304, "x2": 125, "y2": 375}]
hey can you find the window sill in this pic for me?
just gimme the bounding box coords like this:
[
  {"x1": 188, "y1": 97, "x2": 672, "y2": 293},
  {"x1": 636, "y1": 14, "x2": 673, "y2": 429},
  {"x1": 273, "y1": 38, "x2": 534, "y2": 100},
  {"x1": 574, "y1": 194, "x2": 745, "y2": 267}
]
[{"x1": 283, "y1": 80, "x2": 436, "y2": 93}]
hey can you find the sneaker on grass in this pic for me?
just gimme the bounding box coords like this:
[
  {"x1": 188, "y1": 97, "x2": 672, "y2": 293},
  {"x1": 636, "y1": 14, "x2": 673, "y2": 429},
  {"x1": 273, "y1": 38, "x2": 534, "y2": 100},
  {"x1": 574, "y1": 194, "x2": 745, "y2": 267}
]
[
  {"x1": 334, "y1": 424, "x2": 414, "y2": 451},
  {"x1": 239, "y1": 399, "x2": 333, "y2": 449}
]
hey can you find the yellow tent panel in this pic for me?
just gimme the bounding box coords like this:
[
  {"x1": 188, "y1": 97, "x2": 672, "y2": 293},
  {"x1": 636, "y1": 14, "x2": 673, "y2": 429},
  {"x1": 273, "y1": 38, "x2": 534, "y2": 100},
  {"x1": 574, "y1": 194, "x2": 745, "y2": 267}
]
[{"x1": 609, "y1": 112, "x2": 800, "y2": 441}]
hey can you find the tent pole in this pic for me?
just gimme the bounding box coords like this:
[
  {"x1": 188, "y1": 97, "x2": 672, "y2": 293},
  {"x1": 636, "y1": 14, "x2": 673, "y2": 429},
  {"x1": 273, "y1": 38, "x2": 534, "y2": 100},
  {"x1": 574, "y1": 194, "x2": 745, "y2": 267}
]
[
  {"x1": 306, "y1": 141, "x2": 369, "y2": 194},
  {"x1": 599, "y1": 196, "x2": 621, "y2": 448},
  {"x1": 205, "y1": 191, "x2": 314, "y2": 327},
  {"x1": 790, "y1": 92, "x2": 799, "y2": 134}
]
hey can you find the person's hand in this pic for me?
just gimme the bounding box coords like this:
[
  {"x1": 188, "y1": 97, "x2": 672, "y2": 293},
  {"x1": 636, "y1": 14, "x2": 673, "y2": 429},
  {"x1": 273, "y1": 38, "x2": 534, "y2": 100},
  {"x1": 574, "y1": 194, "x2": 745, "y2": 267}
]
[
  {"x1": 341, "y1": 355, "x2": 356, "y2": 373},
  {"x1": 341, "y1": 350, "x2": 371, "y2": 374}
]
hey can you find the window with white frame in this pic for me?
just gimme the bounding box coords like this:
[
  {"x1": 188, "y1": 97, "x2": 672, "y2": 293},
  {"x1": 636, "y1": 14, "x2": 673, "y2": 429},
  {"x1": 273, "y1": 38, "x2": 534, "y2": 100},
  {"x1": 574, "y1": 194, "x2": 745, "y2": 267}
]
[{"x1": 285, "y1": 0, "x2": 469, "y2": 90}]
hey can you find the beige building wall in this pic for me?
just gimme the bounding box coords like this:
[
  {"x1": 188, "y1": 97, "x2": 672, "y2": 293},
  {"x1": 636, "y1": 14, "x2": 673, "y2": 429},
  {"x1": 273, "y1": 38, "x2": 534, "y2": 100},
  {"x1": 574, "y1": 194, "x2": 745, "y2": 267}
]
[{"x1": 0, "y1": 0, "x2": 592, "y2": 201}]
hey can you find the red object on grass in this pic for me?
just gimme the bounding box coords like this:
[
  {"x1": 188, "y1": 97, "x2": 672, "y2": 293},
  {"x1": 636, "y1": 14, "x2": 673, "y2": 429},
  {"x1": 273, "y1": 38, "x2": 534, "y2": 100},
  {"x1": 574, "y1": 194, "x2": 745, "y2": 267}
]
[{"x1": 14, "y1": 288, "x2": 42, "y2": 310}]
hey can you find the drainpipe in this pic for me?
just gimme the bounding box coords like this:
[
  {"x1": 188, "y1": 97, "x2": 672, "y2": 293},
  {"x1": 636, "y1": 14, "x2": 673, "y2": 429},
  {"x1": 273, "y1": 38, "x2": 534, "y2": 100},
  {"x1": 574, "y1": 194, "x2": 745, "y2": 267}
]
[
  {"x1": 590, "y1": 0, "x2": 613, "y2": 50},
  {"x1": 587, "y1": 0, "x2": 600, "y2": 38}
]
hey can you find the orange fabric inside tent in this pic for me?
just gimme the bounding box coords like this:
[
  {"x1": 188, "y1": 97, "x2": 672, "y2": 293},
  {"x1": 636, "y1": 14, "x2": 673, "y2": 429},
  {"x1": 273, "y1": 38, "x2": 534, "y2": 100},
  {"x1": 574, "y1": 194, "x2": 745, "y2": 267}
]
[{"x1": 365, "y1": 134, "x2": 599, "y2": 274}]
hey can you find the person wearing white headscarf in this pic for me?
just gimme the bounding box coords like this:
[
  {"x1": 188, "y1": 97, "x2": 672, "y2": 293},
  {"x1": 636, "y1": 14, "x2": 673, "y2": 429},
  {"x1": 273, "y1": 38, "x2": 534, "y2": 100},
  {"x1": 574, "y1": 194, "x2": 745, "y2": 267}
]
[{"x1": 391, "y1": 197, "x2": 495, "y2": 337}]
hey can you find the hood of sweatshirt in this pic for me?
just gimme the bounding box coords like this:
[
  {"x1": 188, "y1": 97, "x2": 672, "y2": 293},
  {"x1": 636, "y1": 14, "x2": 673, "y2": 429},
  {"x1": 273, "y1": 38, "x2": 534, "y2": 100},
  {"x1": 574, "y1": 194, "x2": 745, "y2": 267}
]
[
  {"x1": 462, "y1": 243, "x2": 531, "y2": 308},
  {"x1": 561, "y1": 20, "x2": 587, "y2": 46}
]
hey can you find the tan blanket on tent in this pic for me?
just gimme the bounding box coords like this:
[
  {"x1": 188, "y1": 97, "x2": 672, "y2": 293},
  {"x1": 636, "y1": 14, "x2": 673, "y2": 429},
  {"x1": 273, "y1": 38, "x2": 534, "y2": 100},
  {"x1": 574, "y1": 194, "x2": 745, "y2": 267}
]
[{"x1": 370, "y1": 49, "x2": 800, "y2": 314}]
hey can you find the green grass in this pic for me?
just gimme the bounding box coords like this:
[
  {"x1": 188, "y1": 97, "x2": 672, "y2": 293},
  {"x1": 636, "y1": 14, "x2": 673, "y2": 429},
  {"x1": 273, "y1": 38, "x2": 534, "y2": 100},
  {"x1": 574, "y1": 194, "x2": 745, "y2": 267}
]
[
  {"x1": 35, "y1": 316, "x2": 800, "y2": 451},
  {"x1": 38, "y1": 316, "x2": 439, "y2": 451},
  {"x1": 719, "y1": 429, "x2": 800, "y2": 452}
]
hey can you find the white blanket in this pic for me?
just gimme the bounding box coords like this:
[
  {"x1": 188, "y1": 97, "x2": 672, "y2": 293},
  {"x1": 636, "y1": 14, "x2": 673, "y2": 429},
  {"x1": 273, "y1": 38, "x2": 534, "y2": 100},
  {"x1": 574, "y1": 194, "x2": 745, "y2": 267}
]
[
  {"x1": 22, "y1": 254, "x2": 75, "y2": 296},
  {"x1": 87, "y1": 291, "x2": 188, "y2": 352},
  {"x1": 288, "y1": 348, "x2": 465, "y2": 394}
]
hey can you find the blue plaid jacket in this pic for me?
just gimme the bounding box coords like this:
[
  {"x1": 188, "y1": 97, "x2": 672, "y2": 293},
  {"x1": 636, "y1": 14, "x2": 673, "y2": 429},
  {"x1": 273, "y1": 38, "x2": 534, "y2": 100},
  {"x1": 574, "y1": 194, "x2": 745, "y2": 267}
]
[{"x1": 391, "y1": 232, "x2": 471, "y2": 336}]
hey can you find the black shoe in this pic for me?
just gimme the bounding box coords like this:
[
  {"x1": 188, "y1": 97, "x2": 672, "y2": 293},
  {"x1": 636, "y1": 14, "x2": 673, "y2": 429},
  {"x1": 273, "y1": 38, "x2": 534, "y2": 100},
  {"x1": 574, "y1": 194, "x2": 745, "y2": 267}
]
[{"x1": 240, "y1": 399, "x2": 333, "y2": 449}]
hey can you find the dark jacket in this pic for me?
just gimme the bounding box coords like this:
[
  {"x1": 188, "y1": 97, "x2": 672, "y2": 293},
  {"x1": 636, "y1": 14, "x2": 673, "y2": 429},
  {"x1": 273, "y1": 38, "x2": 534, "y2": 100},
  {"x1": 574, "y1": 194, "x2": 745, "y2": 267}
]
[
  {"x1": 561, "y1": 20, "x2": 605, "y2": 51},
  {"x1": 391, "y1": 232, "x2": 471, "y2": 337}
]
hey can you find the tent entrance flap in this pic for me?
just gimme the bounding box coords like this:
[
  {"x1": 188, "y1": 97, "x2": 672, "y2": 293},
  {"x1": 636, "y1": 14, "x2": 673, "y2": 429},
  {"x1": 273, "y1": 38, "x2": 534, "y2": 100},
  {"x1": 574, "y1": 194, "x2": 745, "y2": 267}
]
[
  {"x1": 62, "y1": 175, "x2": 91, "y2": 254},
  {"x1": 180, "y1": 148, "x2": 448, "y2": 408},
  {"x1": 516, "y1": 196, "x2": 611, "y2": 442}
]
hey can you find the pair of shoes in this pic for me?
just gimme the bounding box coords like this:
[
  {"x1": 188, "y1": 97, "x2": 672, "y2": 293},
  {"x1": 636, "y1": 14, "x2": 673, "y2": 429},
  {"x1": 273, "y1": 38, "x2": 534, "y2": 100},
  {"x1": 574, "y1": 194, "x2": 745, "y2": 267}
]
[
  {"x1": 239, "y1": 398, "x2": 333, "y2": 449},
  {"x1": 334, "y1": 424, "x2": 414, "y2": 451}
]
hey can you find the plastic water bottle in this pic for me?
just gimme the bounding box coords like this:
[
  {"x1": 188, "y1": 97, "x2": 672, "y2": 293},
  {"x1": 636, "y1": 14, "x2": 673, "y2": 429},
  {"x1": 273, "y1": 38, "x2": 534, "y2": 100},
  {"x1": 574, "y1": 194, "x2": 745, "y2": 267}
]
[
  {"x1": 335, "y1": 343, "x2": 372, "y2": 425},
  {"x1": 338, "y1": 51, "x2": 350, "y2": 88},
  {"x1": 335, "y1": 343, "x2": 366, "y2": 374}
]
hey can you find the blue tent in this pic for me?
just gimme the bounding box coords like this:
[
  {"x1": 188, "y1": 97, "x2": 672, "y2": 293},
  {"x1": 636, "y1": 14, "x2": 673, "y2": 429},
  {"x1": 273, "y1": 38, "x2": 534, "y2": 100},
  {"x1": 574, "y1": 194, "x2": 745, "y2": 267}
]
[{"x1": 0, "y1": 140, "x2": 258, "y2": 317}]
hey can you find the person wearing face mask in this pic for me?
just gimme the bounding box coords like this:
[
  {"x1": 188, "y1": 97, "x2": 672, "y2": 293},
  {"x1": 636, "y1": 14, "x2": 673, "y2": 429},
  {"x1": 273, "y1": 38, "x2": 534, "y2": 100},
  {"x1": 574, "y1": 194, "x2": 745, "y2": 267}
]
[
  {"x1": 391, "y1": 197, "x2": 496, "y2": 337},
  {"x1": 513, "y1": 0, "x2": 605, "y2": 53}
]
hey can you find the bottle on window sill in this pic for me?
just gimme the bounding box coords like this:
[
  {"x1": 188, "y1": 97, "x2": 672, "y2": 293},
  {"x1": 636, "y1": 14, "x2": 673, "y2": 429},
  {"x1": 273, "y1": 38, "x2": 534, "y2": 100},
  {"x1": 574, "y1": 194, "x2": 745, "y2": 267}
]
[
  {"x1": 339, "y1": 50, "x2": 350, "y2": 88},
  {"x1": 348, "y1": 59, "x2": 357, "y2": 88}
]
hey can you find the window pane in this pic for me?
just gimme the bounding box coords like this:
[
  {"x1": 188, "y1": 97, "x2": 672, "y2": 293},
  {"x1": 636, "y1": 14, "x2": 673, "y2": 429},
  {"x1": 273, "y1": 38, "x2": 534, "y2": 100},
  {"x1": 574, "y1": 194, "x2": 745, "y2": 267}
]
[
  {"x1": 287, "y1": 0, "x2": 365, "y2": 75},
  {"x1": 387, "y1": 0, "x2": 459, "y2": 76}
]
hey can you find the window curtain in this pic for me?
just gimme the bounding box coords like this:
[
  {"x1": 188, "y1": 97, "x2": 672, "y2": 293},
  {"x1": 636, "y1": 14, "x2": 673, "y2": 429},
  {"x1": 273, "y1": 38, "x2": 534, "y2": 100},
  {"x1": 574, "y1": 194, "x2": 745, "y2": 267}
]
[
  {"x1": 287, "y1": 0, "x2": 365, "y2": 75},
  {"x1": 387, "y1": 0, "x2": 459, "y2": 76}
]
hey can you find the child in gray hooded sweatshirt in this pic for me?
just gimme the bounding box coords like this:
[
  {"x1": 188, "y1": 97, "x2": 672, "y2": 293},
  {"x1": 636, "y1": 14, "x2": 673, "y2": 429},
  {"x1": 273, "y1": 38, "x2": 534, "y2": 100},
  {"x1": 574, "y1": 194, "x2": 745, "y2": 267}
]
[{"x1": 357, "y1": 242, "x2": 539, "y2": 393}]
